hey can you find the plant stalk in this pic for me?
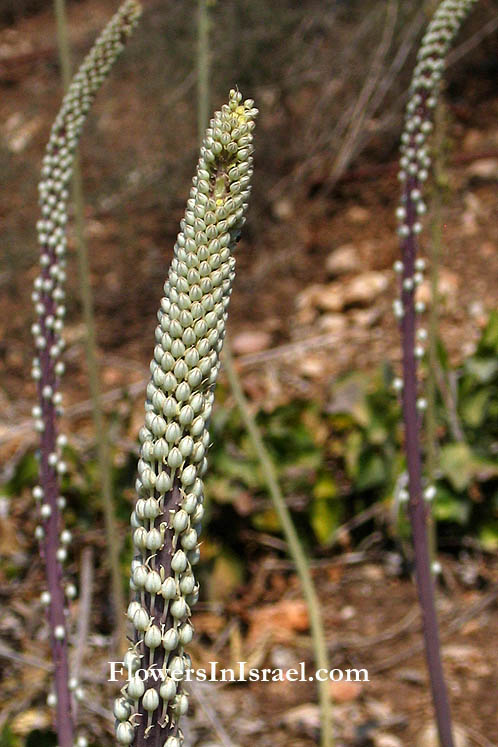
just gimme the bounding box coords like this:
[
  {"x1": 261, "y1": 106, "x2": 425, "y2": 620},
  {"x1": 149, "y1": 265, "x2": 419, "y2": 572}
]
[
  {"x1": 223, "y1": 343, "x2": 334, "y2": 747},
  {"x1": 39, "y1": 396, "x2": 74, "y2": 746},
  {"x1": 400, "y1": 236, "x2": 454, "y2": 746},
  {"x1": 426, "y1": 99, "x2": 445, "y2": 569},
  {"x1": 194, "y1": 4, "x2": 332, "y2": 744},
  {"x1": 197, "y1": 0, "x2": 210, "y2": 147},
  {"x1": 53, "y1": 0, "x2": 126, "y2": 653}
]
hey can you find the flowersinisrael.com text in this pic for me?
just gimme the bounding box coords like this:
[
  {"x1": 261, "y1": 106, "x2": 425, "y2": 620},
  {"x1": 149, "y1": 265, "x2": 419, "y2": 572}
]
[{"x1": 109, "y1": 660, "x2": 370, "y2": 684}]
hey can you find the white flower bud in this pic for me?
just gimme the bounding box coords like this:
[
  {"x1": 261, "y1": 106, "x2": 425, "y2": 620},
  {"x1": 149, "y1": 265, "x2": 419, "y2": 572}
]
[
  {"x1": 127, "y1": 600, "x2": 142, "y2": 622},
  {"x1": 143, "y1": 497, "x2": 160, "y2": 519},
  {"x1": 171, "y1": 550, "x2": 188, "y2": 573},
  {"x1": 172, "y1": 509, "x2": 189, "y2": 533},
  {"x1": 170, "y1": 597, "x2": 187, "y2": 619},
  {"x1": 144, "y1": 570, "x2": 162, "y2": 594},
  {"x1": 161, "y1": 577, "x2": 177, "y2": 599},
  {"x1": 144, "y1": 624, "x2": 163, "y2": 650},
  {"x1": 181, "y1": 528, "x2": 198, "y2": 551},
  {"x1": 424, "y1": 485, "x2": 436, "y2": 501},
  {"x1": 181, "y1": 464, "x2": 197, "y2": 486},
  {"x1": 180, "y1": 574, "x2": 196, "y2": 595},
  {"x1": 133, "y1": 526, "x2": 148, "y2": 551},
  {"x1": 54, "y1": 625, "x2": 65, "y2": 640},
  {"x1": 167, "y1": 447, "x2": 183, "y2": 469},
  {"x1": 173, "y1": 693, "x2": 189, "y2": 715},
  {"x1": 127, "y1": 675, "x2": 145, "y2": 700},
  {"x1": 123, "y1": 649, "x2": 141, "y2": 675},
  {"x1": 159, "y1": 678, "x2": 177, "y2": 702},
  {"x1": 116, "y1": 721, "x2": 135, "y2": 745},
  {"x1": 164, "y1": 737, "x2": 181, "y2": 747},
  {"x1": 145, "y1": 528, "x2": 162, "y2": 551},
  {"x1": 178, "y1": 622, "x2": 194, "y2": 645},
  {"x1": 156, "y1": 470, "x2": 173, "y2": 493},
  {"x1": 113, "y1": 697, "x2": 132, "y2": 722}
]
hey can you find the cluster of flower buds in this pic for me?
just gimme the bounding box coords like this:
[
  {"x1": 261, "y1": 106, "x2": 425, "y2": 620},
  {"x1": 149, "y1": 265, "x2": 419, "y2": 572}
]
[
  {"x1": 393, "y1": 0, "x2": 477, "y2": 334},
  {"x1": 31, "y1": 3, "x2": 142, "y2": 746},
  {"x1": 393, "y1": 0, "x2": 477, "y2": 557},
  {"x1": 115, "y1": 90, "x2": 257, "y2": 746}
]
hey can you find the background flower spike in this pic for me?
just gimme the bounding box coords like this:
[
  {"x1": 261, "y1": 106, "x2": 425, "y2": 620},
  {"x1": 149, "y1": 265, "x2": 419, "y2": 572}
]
[
  {"x1": 32, "y1": 3, "x2": 142, "y2": 746},
  {"x1": 394, "y1": 2, "x2": 479, "y2": 747}
]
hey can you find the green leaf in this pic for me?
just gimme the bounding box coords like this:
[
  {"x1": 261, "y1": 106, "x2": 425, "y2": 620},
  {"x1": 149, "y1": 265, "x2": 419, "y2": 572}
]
[
  {"x1": 215, "y1": 451, "x2": 261, "y2": 488},
  {"x1": 439, "y1": 443, "x2": 475, "y2": 491},
  {"x1": 433, "y1": 488, "x2": 470, "y2": 525},
  {"x1": 207, "y1": 550, "x2": 244, "y2": 601},
  {"x1": 6, "y1": 451, "x2": 38, "y2": 495},
  {"x1": 328, "y1": 373, "x2": 370, "y2": 427},
  {"x1": 460, "y1": 388, "x2": 490, "y2": 427},
  {"x1": 0, "y1": 726, "x2": 19, "y2": 747},
  {"x1": 478, "y1": 524, "x2": 498, "y2": 551},
  {"x1": 311, "y1": 498, "x2": 341, "y2": 545},
  {"x1": 313, "y1": 474, "x2": 338, "y2": 501},
  {"x1": 355, "y1": 451, "x2": 386, "y2": 491},
  {"x1": 439, "y1": 442, "x2": 498, "y2": 491},
  {"x1": 344, "y1": 431, "x2": 363, "y2": 479},
  {"x1": 251, "y1": 508, "x2": 281, "y2": 533},
  {"x1": 205, "y1": 476, "x2": 235, "y2": 504},
  {"x1": 464, "y1": 357, "x2": 498, "y2": 383},
  {"x1": 478, "y1": 310, "x2": 498, "y2": 354}
]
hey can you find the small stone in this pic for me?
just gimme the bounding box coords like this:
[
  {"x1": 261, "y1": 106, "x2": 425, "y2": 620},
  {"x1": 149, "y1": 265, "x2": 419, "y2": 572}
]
[
  {"x1": 350, "y1": 307, "x2": 382, "y2": 327},
  {"x1": 272, "y1": 198, "x2": 293, "y2": 220},
  {"x1": 318, "y1": 313, "x2": 347, "y2": 334},
  {"x1": 416, "y1": 723, "x2": 468, "y2": 747},
  {"x1": 329, "y1": 679, "x2": 362, "y2": 703},
  {"x1": 467, "y1": 158, "x2": 498, "y2": 181},
  {"x1": 346, "y1": 205, "x2": 370, "y2": 223},
  {"x1": 339, "y1": 605, "x2": 356, "y2": 621},
  {"x1": 280, "y1": 703, "x2": 320, "y2": 733},
  {"x1": 325, "y1": 244, "x2": 360, "y2": 276},
  {"x1": 296, "y1": 283, "x2": 344, "y2": 313},
  {"x1": 343, "y1": 271, "x2": 389, "y2": 307},
  {"x1": 231, "y1": 330, "x2": 272, "y2": 355},
  {"x1": 375, "y1": 734, "x2": 403, "y2": 747},
  {"x1": 416, "y1": 269, "x2": 458, "y2": 308},
  {"x1": 298, "y1": 354, "x2": 326, "y2": 379}
]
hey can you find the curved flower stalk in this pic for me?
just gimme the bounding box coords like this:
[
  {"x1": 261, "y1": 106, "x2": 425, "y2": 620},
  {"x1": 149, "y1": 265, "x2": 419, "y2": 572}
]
[
  {"x1": 115, "y1": 90, "x2": 257, "y2": 747},
  {"x1": 31, "y1": 3, "x2": 142, "y2": 746},
  {"x1": 393, "y1": 1, "x2": 478, "y2": 745}
]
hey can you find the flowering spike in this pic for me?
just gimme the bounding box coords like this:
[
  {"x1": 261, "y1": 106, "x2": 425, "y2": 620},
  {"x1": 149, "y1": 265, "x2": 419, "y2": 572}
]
[
  {"x1": 116, "y1": 89, "x2": 257, "y2": 746},
  {"x1": 32, "y1": 3, "x2": 142, "y2": 746},
  {"x1": 394, "y1": 2, "x2": 478, "y2": 747}
]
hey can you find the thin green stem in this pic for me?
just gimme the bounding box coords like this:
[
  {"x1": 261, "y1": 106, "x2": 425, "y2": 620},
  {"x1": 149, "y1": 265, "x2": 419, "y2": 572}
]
[
  {"x1": 53, "y1": 0, "x2": 125, "y2": 653},
  {"x1": 197, "y1": 0, "x2": 210, "y2": 147},
  {"x1": 195, "y1": 5, "x2": 332, "y2": 743},
  {"x1": 223, "y1": 343, "x2": 334, "y2": 747}
]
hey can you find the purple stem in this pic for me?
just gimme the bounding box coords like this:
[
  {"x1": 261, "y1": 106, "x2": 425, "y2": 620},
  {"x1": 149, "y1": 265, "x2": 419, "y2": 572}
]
[
  {"x1": 134, "y1": 477, "x2": 182, "y2": 747},
  {"x1": 400, "y1": 191, "x2": 454, "y2": 747},
  {"x1": 37, "y1": 265, "x2": 74, "y2": 745}
]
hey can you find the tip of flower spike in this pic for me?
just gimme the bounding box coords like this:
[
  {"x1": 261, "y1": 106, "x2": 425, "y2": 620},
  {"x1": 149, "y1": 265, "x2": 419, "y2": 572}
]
[
  {"x1": 200, "y1": 90, "x2": 258, "y2": 172},
  {"x1": 121, "y1": 0, "x2": 143, "y2": 21}
]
